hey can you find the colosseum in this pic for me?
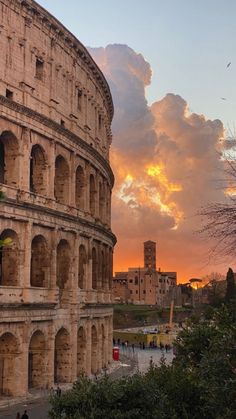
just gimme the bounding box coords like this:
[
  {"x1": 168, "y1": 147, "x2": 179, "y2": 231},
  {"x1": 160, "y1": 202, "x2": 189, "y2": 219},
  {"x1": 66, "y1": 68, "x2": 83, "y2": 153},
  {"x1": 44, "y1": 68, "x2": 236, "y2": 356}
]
[{"x1": 0, "y1": 0, "x2": 116, "y2": 397}]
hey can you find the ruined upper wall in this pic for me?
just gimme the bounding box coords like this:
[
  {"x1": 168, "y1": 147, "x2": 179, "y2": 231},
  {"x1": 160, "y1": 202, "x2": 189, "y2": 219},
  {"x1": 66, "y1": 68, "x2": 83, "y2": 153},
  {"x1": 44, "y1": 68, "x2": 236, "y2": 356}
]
[{"x1": 0, "y1": 0, "x2": 113, "y2": 159}]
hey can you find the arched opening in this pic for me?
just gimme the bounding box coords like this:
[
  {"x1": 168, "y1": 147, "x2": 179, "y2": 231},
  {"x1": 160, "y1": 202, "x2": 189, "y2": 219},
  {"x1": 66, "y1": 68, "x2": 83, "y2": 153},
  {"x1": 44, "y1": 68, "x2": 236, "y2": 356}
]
[
  {"x1": 77, "y1": 327, "x2": 86, "y2": 376},
  {"x1": 0, "y1": 229, "x2": 19, "y2": 286},
  {"x1": 28, "y1": 331, "x2": 46, "y2": 389},
  {"x1": 101, "y1": 324, "x2": 106, "y2": 368},
  {"x1": 0, "y1": 333, "x2": 19, "y2": 396},
  {"x1": 56, "y1": 240, "x2": 70, "y2": 290},
  {"x1": 54, "y1": 155, "x2": 69, "y2": 204},
  {"x1": 54, "y1": 328, "x2": 70, "y2": 383},
  {"x1": 0, "y1": 131, "x2": 19, "y2": 187},
  {"x1": 89, "y1": 174, "x2": 96, "y2": 215},
  {"x1": 101, "y1": 250, "x2": 105, "y2": 289},
  {"x1": 30, "y1": 144, "x2": 47, "y2": 195},
  {"x1": 91, "y1": 326, "x2": 98, "y2": 375},
  {"x1": 30, "y1": 235, "x2": 49, "y2": 287},
  {"x1": 92, "y1": 247, "x2": 98, "y2": 290},
  {"x1": 75, "y1": 166, "x2": 85, "y2": 210},
  {"x1": 78, "y1": 245, "x2": 87, "y2": 289},
  {"x1": 99, "y1": 181, "x2": 105, "y2": 221}
]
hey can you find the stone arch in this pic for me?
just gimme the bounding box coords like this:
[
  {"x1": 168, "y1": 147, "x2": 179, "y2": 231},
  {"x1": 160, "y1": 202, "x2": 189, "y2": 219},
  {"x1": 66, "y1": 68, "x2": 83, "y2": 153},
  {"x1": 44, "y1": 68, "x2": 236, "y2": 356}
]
[
  {"x1": 54, "y1": 328, "x2": 71, "y2": 383},
  {"x1": 28, "y1": 330, "x2": 46, "y2": 389},
  {"x1": 92, "y1": 247, "x2": 98, "y2": 290},
  {"x1": 77, "y1": 326, "x2": 86, "y2": 376},
  {"x1": 75, "y1": 165, "x2": 85, "y2": 210},
  {"x1": 99, "y1": 181, "x2": 105, "y2": 221},
  {"x1": 54, "y1": 155, "x2": 69, "y2": 204},
  {"x1": 0, "y1": 130, "x2": 19, "y2": 187},
  {"x1": 91, "y1": 325, "x2": 98, "y2": 375},
  {"x1": 89, "y1": 174, "x2": 96, "y2": 215},
  {"x1": 31, "y1": 235, "x2": 50, "y2": 287},
  {"x1": 0, "y1": 332, "x2": 19, "y2": 396},
  {"x1": 56, "y1": 239, "x2": 70, "y2": 290},
  {"x1": 101, "y1": 324, "x2": 106, "y2": 368},
  {"x1": 78, "y1": 244, "x2": 87, "y2": 289},
  {"x1": 30, "y1": 144, "x2": 48, "y2": 195},
  {"x1": 0, "y1": 229, "x2": 19, "y2": 286}
]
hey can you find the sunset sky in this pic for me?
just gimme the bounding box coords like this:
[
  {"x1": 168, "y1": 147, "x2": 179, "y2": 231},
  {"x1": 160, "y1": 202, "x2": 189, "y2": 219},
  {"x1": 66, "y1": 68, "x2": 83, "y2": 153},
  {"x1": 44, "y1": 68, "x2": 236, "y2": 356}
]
[{"x1": 37, "y1": 0, "x2": 236, "y2": 281}]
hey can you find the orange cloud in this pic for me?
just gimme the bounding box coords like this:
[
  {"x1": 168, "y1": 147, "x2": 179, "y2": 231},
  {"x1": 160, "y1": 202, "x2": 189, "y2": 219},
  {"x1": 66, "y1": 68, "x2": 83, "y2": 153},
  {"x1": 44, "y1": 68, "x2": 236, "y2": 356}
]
[{"x1": 89, "y1": 45, "x2": 228, "y2": 282}]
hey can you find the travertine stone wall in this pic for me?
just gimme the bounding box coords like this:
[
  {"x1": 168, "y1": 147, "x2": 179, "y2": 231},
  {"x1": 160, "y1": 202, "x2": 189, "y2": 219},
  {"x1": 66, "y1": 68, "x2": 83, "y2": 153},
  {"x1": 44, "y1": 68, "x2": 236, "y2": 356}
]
[{"x1": 0, "y1": 0, "x2": 115, "y2": 397}]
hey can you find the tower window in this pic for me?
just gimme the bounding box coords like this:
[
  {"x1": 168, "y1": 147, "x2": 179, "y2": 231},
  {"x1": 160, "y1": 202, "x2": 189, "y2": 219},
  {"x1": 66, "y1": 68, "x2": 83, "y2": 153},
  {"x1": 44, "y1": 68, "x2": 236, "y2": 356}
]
[
  {"x1": 6, "y1": 89, "x2": 13, "y2": 100},
  {"x1": 98, "y1": 114, "x2": 102, "y2": 130},
  {"x1": 35, "y1": 58, "x2": 44, "y2": 80}
]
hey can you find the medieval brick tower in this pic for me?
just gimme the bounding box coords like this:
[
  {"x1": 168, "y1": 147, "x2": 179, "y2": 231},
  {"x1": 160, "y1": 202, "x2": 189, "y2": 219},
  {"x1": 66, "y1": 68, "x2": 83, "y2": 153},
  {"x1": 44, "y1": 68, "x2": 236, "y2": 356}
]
[{"x1": 144, "y1": 240, "x2": 156, "y2": 270}]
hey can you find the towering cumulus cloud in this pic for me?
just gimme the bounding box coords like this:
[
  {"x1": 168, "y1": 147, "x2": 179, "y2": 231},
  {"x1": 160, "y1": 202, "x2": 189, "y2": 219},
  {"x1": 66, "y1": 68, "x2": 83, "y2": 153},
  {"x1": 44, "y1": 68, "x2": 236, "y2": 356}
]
[{"x1": 89, "y1": 45, "x2": 225, "y2": 280}]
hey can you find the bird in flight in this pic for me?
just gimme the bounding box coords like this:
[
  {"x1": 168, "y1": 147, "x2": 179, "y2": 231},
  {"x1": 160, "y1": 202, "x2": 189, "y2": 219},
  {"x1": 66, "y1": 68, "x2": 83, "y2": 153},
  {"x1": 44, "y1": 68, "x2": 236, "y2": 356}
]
[
  {"x1": 221, "y1": 97, "x2": 227, "y2": 100},
  {"x1": 226, "y1": 62, "x2": 231, "y2": 68}
]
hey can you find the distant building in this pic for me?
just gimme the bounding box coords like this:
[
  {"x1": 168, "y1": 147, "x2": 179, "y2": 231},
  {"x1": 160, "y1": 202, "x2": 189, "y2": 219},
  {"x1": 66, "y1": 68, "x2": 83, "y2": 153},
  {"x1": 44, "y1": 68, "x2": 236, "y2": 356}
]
[{"x1": 113, "y1": 241, "x2": 177, "y2": 306}]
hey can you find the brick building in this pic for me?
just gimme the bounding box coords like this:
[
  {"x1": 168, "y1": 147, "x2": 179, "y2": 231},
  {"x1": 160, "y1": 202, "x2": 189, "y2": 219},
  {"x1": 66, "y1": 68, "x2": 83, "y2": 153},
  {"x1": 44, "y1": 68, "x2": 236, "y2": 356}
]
[
  {"x1": 113, "y1": 241, "x2": 177, "y2": 305},
  {"x1": 0, "y1": 0, "x2": 116, "y2": 397}
]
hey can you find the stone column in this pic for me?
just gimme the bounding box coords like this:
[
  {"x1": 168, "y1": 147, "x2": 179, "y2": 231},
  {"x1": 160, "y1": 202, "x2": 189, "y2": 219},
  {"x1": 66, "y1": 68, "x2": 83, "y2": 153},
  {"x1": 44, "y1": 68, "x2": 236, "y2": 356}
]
[
  {"x1": 46, "y1": 325, "x2": 55, "y2": 388},
  {"x1": 86, "y1": 318, "x2": 91, "y2": 375},
  {"x1": 23, "y1": 221, "x2": 32, "y2": 289},
  {"x1": 70, "y1": 319, "x2": 78, "y2": 383},
  {"x1": 70, "y1": 152, "x2": 76, "y2": 207},
  {"x1": 19, "y1": 127, "x2": 30, "y2": 191},
  {"x1": 48, "y1": 141, "x2": 56, "y2": 199}
]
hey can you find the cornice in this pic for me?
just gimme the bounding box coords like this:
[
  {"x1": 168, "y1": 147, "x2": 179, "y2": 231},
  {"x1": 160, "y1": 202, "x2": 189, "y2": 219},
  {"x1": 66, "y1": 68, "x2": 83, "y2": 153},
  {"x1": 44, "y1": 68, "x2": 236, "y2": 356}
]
[
  {"x1": 0, "y1": 95, "x2": 114, "y2": 187},
  {"x1": 3, "y1": 196, "x2": 117, "y2": 245},
  {"x1": 8, "y1": 0, "x2": 114, "y2": 121}
]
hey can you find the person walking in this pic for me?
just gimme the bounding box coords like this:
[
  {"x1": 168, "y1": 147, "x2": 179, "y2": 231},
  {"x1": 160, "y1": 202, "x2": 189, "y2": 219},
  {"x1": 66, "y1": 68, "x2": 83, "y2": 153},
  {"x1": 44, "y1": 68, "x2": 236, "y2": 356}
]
[
  {"x1": 16, "y1": 413, "x2": 21, "y2": 419},
  {"x1": 21, "y1": 410, "x2": 29, "y2": 419}
]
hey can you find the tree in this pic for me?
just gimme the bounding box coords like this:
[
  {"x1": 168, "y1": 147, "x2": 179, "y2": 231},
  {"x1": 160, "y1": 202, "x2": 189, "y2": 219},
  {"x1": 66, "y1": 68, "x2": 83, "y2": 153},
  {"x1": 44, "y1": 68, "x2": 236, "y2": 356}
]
[
  {"x1": 49, "y1": 302, "x2": 236, "y2": 419},
  {"x1": 225, "y1": 267, "x2": 236, "y2": 301}
]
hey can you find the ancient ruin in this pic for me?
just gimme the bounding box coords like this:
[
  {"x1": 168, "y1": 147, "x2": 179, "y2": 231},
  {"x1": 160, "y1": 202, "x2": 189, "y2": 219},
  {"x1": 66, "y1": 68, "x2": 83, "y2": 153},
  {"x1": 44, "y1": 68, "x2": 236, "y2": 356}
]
[{"x1": 0, "y1": 0, "x2": 115, "y2": 397}]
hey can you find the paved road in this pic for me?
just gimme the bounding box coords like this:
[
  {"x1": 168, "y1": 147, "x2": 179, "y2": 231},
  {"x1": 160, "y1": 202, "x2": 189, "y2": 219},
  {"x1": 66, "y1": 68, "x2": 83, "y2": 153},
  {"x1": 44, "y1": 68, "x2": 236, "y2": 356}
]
[
  {"x1": 0, "y1": 398, "x2": 50, "y2": 419},
  {"x1": 0, "y1": 348, "x2": 173, "y2": 418}
]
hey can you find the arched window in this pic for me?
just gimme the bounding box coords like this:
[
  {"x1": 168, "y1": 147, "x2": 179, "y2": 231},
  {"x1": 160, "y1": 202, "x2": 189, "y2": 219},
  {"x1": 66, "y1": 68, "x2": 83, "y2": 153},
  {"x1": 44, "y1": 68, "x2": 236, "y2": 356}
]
[
  {"x1": 54, "y1": 328, "x2": 71, "y2": 383},
  {"x1": 89, "y1": 174, "x2": 96, "y2": 215},
  {"x1": 78, "y1": 245, "x2": 87, "y2": 289},
  {"x1": 31, "y1": 235, "x2": 49, "y2": 287},
  {"x1": 0, "y1": 229, "x2": 19, "y2": 286},
  {"x1": 92, "y1": 247, "x2": 98, "y2": 290},
  {"x1": 56, "y1": 240, "x2": 70, "y2": 290},
  {"x1": 28, "y1": 331, "x2": 46, "y2": 389},
  {"x1": 75, "y1": 166, "x2": 85, "y2": 210},
  {"x1": 0, "y1": 131, "x2": 19, "y2": 187},
  {"x1": 54, "y1": 155, "x2": 69, "y2": 204},
  {"x1": 30, "y1": 145, "x2": 47, "y2": 195}
]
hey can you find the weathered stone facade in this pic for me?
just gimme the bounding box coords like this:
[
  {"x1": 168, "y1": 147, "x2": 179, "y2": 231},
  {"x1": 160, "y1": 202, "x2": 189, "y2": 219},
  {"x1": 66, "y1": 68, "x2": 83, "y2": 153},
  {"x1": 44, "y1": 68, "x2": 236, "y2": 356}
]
[{"x1": 0, "y1": 0, "x2": 115, "y2": 397}]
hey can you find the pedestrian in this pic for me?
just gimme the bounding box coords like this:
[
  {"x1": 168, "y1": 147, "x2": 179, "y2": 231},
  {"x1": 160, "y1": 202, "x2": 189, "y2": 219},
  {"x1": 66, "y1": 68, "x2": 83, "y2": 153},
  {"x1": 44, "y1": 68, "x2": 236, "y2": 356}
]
[
  {"x1": 142, "y1": 342, "x2": 145, "y2": 350},
  {"x1": 132, "y1": 343, "x2": 135, "y2": 353},
  {"x1": 160, "y1": 342, "x2": 164, "y2": 351},
  {"x1": 165, "y1": 344, "x2": 168, "y2": 353},
  {"x1": 16, "y1": 413, "x2": 21, "y2": 419},
  {"x1": 149, "y1": 356, "x2": 154, "y2": 368},
  {"x1": 21, "y1": 410, "x2": 29, "y2": 419}
]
